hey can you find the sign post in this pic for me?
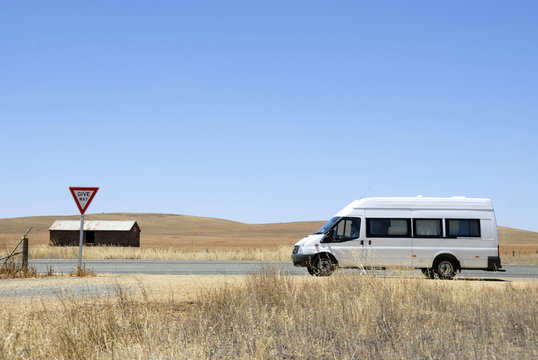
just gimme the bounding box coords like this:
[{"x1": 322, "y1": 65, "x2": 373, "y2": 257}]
[{"x1": 69, "y1": 187, "x2": 99, "y2": 269}]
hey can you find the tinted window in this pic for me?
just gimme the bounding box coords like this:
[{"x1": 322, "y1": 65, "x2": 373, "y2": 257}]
[
  {"x1": 446, "y1": 219, "x2": 480, "y2": 237},
  {"x1": 330, "y1": 218, "x2": 360, "y2": 242},
  {"x1": 366, "y1": 218, "x2": 410, "y2": 237},
  {"x1": 414, "y1": 219, "x2": 442, "y2": 237}
]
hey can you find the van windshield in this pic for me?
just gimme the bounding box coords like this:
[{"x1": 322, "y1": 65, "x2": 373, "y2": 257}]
[{"x1": 314, "y1": 217, "x2": 340, "y2": 234}]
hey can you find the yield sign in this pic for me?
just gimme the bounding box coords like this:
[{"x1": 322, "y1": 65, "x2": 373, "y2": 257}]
[{"x1": 69, "y1": 187, "x2": 99, "y2": 215}]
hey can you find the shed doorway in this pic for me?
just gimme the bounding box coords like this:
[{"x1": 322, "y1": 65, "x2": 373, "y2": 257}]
[{"x1": 86, "y1": 231, "x2": 95, "y2": 245}]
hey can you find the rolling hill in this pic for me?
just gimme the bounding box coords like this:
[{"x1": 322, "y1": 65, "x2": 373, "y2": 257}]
[{"x1": 0, "y1": 213, "x2": 536, "y2": 255}]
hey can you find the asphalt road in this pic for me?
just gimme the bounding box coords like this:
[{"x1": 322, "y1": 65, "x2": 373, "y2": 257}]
[{"x1": 28, "y1": 259, "x2": 538, "y2": 280}]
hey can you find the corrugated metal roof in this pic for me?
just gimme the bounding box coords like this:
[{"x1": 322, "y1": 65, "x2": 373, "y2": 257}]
[{"x1": 49, "y1": 220, "x2": 138, "y2": 231}]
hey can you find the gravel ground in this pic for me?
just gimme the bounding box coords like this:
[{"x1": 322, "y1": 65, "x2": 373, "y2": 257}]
[
  {"x1": 0, "y1": 283, "x2": 117, "y2": 298},
  {"x1": 0, "y1": 274, "x2": 242, "y2": 303}
]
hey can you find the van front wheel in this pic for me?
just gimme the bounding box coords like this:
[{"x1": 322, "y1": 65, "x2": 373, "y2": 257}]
[
  {"x1": 309, "y1": 255, "x2": 336, "y2": 277},
  {"x1": 434, "y1": 259, "x2": 456, "y2": 280}
]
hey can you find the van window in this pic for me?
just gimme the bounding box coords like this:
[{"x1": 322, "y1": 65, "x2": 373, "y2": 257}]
[
  {"x1": 366, "y1": 218, "x2": 410, "y2": 237},
  {"x1": 315, "y1": 217, "x2": 340, "y2": 234},
  {"x1": 330, "y1": 218, "x2": 360, "y2": 242},
  {"x1": 446, "y1": 219, "x2": 480, "y2": 237},
  {"x1": 413, "y1": 219, "x2": 442, "y2": 237}
]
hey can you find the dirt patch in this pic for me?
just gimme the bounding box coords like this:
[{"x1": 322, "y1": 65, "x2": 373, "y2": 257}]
[{"x1": 0, "y1": 274, "x2": 244, "y2": 309}]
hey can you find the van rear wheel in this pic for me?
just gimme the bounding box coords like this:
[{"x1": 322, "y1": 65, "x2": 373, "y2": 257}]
[
  {"x1": 434, "y1": 259, "x2": 456, "y2": 280},
  {"x1": 310, "y1": 255, "x2": 336, "y2": 277}
]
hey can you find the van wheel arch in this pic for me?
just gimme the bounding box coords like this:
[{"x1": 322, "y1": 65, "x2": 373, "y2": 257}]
[
  {"x1": 308, "y1": 252, "x2": 338, "y2": 277},
  {"x1": 432, "y1": 254, "x2": 460, "y2": 280},
  {"x1": 432, "y1": 254, "x2": 461, "y2": 270}
]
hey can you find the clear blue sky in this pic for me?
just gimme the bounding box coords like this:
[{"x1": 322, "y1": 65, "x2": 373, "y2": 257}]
[{"x1": 1, "y1": 1, "x2": 537, "y2": 231}]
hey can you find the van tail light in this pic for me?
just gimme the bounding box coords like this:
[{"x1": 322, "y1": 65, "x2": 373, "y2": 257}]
[{"x1": 497, "y1": 245, "x2": 500, "y2": 257}]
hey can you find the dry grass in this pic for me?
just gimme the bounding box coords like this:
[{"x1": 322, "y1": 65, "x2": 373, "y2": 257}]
[
  {"x1": 501, "y1": 244, "x2": 538, "y2": 257},
  {"x1": 0, "y1": 263, "x2": 56, "y2": 279},
  {"x1": 503, "y1": 254, "x2": 538, "y2": 266},
  {"x1": 0, "y1": 260, "x2": 43, "y2": 279},
  {"x1": 28, "y1": 244, "x2": 293, "y2": 261},
  {"x1": 0, "y1": 272, "x2": 536, "y2": 359},
  {"x1": 25, "y1": 244, "x2": 538, "y2": 266},
  {"x1": 68, "y1": 264, "x2": 96, "y2": 277}
]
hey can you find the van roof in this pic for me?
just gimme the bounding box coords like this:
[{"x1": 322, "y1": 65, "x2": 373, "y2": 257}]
[{"x1": 344, "y1": 196, "x2": 493, "y2": 211}]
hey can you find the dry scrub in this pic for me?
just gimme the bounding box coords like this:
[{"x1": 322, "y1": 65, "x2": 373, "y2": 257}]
[
  {"x1": 25, "y1": 244, "x2": 538, "y2": 265},
  {"x1": 28, "y1": 244, "x2": 292, "y2": 262},
  {"x1": 502, "y1": 254, "x2": 538, "y2": 266},
  {"x1": 68, "y1": 265, "x2": 95, "y2": 277},
  {"x1": 0, "y1": 261, "x2": 52, "y2": 279},
  {"x1": 0, "y1": 273, "x2": 536, "y2": 359}
]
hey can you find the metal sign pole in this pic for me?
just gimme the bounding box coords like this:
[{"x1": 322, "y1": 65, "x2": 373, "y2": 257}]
[
  {"x1": 78, "y1": 214, "x2": 84, "y2": 269},
  {"x1": 69, "y1": 187, "x2": 98, "y2": 271}
]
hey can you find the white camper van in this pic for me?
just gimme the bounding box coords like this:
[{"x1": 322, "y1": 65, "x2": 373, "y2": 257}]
[{"x1": 291, "y1": 197, "x2": 503, "y2": 279}]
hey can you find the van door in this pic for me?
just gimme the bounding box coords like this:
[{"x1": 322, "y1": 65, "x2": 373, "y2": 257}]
[
  {"x1": 365, "y1": 212, "x2": 413, "y2": 267},
  {"x1": 324, "y1": 217, "x2": 365, "y2": 267},
  {"x1": 410, "y1": 216, "x2": 444, "y2": 268}
]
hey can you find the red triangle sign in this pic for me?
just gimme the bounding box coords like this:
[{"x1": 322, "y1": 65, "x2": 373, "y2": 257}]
[{"x1": 69, "y1": 187, "x2": 99, "y2": 215}]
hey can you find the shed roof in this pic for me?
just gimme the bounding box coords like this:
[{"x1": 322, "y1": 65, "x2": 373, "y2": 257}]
[{"x1": 49, "y1": 220, "x2": 139, "y2": 231}]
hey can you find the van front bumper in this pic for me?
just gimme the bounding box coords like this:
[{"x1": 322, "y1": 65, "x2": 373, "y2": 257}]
[{"x1": 292, "y1": 254, "x2": 311, "y2": 267}]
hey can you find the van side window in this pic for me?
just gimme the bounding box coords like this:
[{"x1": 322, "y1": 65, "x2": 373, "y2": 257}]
[
  {"x1": 366, "y1": 218, "x2": 410, "y2": 237},
  {"x1": 331, "y1": 218, "x2": 360, "y2": 242},
  {"x1": 413, "y1": 219, "x2": 442, "y2": 237},
  {"x1": 446, "y1": 219, "x2": 480, "y2": 237}
]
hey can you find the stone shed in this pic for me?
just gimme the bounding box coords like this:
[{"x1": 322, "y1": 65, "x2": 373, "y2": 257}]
[{"x1": 49, "y1": 220, "x2": 141, "y2": 247}]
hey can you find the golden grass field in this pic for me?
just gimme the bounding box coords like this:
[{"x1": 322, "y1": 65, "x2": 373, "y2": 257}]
[
  {"x1": 0, "y1": 213, "x2": 320, "y2": 249},
  {"x1": 0, "y1": 272, "x2": 536, "y2": 359},
  {"x1": 1, "y1": 212, "x2": 536, "y2": 358},
  {"x1": 0, "y1": 213, "x2": 537, "y2": 263}
]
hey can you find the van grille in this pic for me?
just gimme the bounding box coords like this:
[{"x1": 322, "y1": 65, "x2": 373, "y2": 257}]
[{"x1": 292, "y1": 245, "x2": 299, "y2": 254}]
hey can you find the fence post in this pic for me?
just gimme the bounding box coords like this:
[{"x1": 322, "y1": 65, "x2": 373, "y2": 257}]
[{"x1": 22, "y1": 236, "x2": 29, "y2": 271}]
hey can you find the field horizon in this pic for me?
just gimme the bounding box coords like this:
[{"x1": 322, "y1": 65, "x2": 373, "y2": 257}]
[{"x1": 0, "y1": 212, "x2": 537, "y2": 257}]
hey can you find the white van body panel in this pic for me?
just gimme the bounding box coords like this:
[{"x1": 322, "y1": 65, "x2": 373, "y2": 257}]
[
  {"x1": 292, "y1": 196, "x2": 500, "y2": 272},
  {"x1": 294, "y1": 234, "x2": 324, "y2": 256}
]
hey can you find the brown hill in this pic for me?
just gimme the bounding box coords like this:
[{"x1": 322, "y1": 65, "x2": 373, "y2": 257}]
[
  {"x1": 497, "y1": 226, "x2": 538, "y2": 255},
  {"x1": 0, "y1": 213, "x2": 324, "y2": 250},
  {"x1": 0, "y1": 213, "x2": 536, "y2": 255}
]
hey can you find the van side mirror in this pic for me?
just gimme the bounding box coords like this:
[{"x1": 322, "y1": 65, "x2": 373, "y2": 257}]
[{"x1": 323, "y1": 232, "x2": 334, "y2": 243}]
